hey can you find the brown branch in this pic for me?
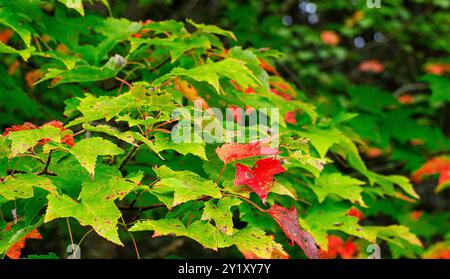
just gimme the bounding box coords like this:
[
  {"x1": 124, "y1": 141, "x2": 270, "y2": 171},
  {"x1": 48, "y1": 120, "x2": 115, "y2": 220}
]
[
  {"x1": 119, "y1": 145, "x2": 139, "y2": 172},
  {"x1": 37, "y1": 150, "x2": 54, "y2": 175}
]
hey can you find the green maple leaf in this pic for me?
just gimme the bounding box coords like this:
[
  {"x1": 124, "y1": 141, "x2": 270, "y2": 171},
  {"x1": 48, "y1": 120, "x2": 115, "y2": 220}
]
[
  {"x1": 0, "y1": 5, "x2": 33, "y2": 47},
  {"x1": 44, "y1": 177, "x2": 139, "y2": 246},
  {"x1": 129, "y1": 219, "x2": 229, "y2": 250},
  {"x1": 70, "y1": 137, "x2": 124, "y2": 176},
  {"x1": 151, "y1": 166, "x2": 221, "y2": 207},
  {"x1": 130, "y1": 219, "x2": 282, "y2": 256},
  {"x1": 312, "y1": 173, "x2": 366, "y2": 206},
  {"x1": 133, "y1": 34, "x2": 212, "y2": 62},
  {"x1": 201, "y1": 197, "x2": 241, "y2": 235},
  {"x1": 302, "y1": 200, "x2": 375, "y2": 249},
  {"x1": 154, "y1": 133, "x2": 207, "y2": 160},
  {"x1": 7, "y1": 126, "x2": 61, "y2": 157},
  {"x1": 155, "y1": 58, "x2": 260, "y2": 94},
  {"x1": 187, "y1": 19, "x2": 236, "y2": 40},
  {"x1": 58, "y1": 0, "x2": 85, "y2": 16},
  {"x1": 83, "y1": 124, "x2": 138, "y2": 146},
  {"x1": 141, "y1": 19, "x2": 186, "y2": 35},
  {"x1": 367, "y1": 171, "x2": 420, "y2": 199},
  {"x1": 365, "y1": 225, "x2": 423, "y2": 248},
  {"x1": 0, "y1": 174, "x2": 58, "y2": 201},
  {"x1": 0, "y1": 43, "x2": 35, "y2": 61},
  {"x1": 37, "y1": 55, "x2": 127, "y2": 87},
  {"x1": 232, "y1": 227, "x2": 283, "y2": 259},
  {"x1": 421, "y1": 74, "x2": 450, "y2": 105}
]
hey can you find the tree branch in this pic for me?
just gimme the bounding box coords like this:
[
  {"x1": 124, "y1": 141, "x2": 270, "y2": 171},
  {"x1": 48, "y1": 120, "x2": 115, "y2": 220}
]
[{"x1": 119, "y1": 145, "x2": 139, "y2": 172}]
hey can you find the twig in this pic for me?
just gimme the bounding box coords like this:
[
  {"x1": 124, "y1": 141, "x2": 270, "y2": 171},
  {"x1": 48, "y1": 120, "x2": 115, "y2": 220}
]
[
  {"x1": 224, "y1": 193, "x2": 268, "y2": 213},
  {"x1": 115, "y1": 77, "x2": 132, "y2": 88},
  {"x1": 73, "y1": 129, "x2": 85, "y2": 137},
  {"x1": 118, "y1": 203, "x2": 166, "y2": 211},
  {"x1": 393, "y1": 83, "x2": 428, "y2": 97},
  {"x1": 37, "y1": 150, "x2": 54, "y2": 175},
  {"x1": 216, "y1": 163, "x2": 227, "y2": 185},
  {"x1": 120, "y1": 216, "x2": 141, "y2": 259},
  {"x1": 118, "y1": 196, "x2": 211, "y2": 213},
  {"x1": 66, "y1": 218, "x2": 76, "y2": 258},
  {"x1": 119, "y1": 145, "x2": 139, "y2": 172}
]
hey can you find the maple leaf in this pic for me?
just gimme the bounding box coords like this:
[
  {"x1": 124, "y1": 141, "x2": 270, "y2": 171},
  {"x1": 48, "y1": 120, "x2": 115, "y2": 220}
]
[
  {"x1": 258, "y1": 58, "x2": 279, "y2": 75},
  {"x1": 229, "y1": 80, "x2": 256, "y2": 94},
  {"x1": 422, "y1": 242, "x2": 450, "y2": 259},
  {"x1": 268, "y1": 204, "x2": 320, "y2": 259},
  {"x1": 0, "y1": 29, "x2": 14, "y2": 44},
  {"x1": 284, "y1": 111, "x2": 297, "y2": 125},
  {"x1": 319, "y1": 235, "x2": 358, "y2": 259},
  {"x1": 269, "y1": 80, "x2": 296, "y2": 100},
  {"x1": 240, "y1": 239, "x2": 289, "y2": 259},
  {"x1": 270, "y1": 88, "x2": 293, "y2": 101},
  {"x1": 234, "y1": 158, "x2": 285, "y2": 203},
  {"x1": 397, "y1": 94, "x2": 414, "y2": 105},
  {"x1": 366, "y1": 147, "x2": 383, "y2": 158},
  {"x1": 412, "y1": 156, "x2": 450, "y2": 192},
  {"x1": 320, "y1": 30, "x2": 340, "y2": 46},
  {"x1": 347, "y1": 207, "x2": 365, "y2": 221},
  {"x1": 174, "y1": 78, "x2": 210, "y2": 109},
  {"x1": 410, "y1": 210, "x2": 423, "y2": 221},
  {"x1": 41, "y1": 120, "x2": 75, "y2": 147},
  {"x1": 425, "y1": 63, "x2": 450, "y2": 75},
  {"x1": 358, "y1": 59, "x2": 384, "y2": 73},
  {"x1": 215, "y1": 141, "x2": 279, "y2": 164},
  {"x1": 25, "y1": 69, "x2": 43, "y2": 88},
  {"x1": 3, "y1": 121, "x2": 75, "y2": 149},
  {"x1": 5, "y1": 223, "x2": 42, "y2": 259},
  {"x1": 2, "y1": 122, "x2": 37, "y2": 136}
]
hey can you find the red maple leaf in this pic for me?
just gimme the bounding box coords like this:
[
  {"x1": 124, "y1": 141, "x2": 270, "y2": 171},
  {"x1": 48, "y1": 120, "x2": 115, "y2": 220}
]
[
  {"x1": 5, "y1": 223, "x2": 42, "y2": 259},
  {"x1": 2, "y1": 122, "x2": 37, "y2": 136},
  {"x1": 234, "y1": 158, "x2": 285, "y2": 203},
  {"x1": 284, "y1": 111, "x2": 297, "y2": 125},
  {"x1": 347, "y1": 207, "x2": 364, "y2": 221},
  {"x1": 215, "y1": 141, "x2": 279, "y2": 164},
  {"x1": 270, "y1": 88, "x2": 293, "y2": 101},
  {"x1": 268, "y1": 204, "x2": 320, "y2": 259},
  {"x1": 230, "y1": 80, "x2": 256, "y2": 94},
  {"x1": 0, "y1": 29, "x2": 14, "y2": 44},
  {"x1": 412, "y1": 156, "x2": 450, "y2": 192},
  {"x1": 319, "y1": 235, "x2": 358, "y2": 259},
  {"x1": 3, "y1": 121, "x2": 75, "y2": 147},
  {"x1": 40, "y1": 121, "x2": 75, "y2": 147}
]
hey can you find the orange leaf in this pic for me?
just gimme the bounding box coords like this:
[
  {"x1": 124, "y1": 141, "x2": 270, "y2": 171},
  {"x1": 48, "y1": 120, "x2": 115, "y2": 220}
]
[
  {"x1": 0, "y1": 29, "x2": 14, "y2": 44},
  {"x1": 5, "y1": 223, "x2": 42, "y2": 259},
  {"x1": 425, "y1": 63, "x2": 450, "y2": 76},
  {"x1": 358, "y1": 59, "x2": 384, "y2": 73},
  {"x1": 412, "y1": 156, "x2": 450, "y2": 192},
  {"x1": 397, "y1": 94, "x2": 414, "y2": 105},
  {"x1": 320, "y1": 31, "x2": 340, "y2": 46},
  {"x1": 259, "y1": 58, "x2": 279, "y2": 75}
]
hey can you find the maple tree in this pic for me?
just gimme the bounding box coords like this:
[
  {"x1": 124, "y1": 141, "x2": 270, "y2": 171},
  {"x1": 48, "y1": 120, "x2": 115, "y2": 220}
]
[{"x1": 0, "y1": 0, "x2": 449, "y2": 260}]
